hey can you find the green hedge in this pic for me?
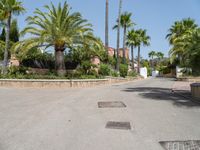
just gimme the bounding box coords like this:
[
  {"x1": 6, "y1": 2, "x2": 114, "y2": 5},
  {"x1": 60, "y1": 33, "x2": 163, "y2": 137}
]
[
  {"x1": 119, "y1": 64, "x2": 128, "y2": 78},
  {"x1": 99, "y1": 64, "x2": 111, "y2": 76}
]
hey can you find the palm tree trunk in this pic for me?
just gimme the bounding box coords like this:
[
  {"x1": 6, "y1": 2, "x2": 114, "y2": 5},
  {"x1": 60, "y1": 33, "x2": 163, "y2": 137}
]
[
  {"x1": 105, "y1": 0, "x2": 109, "y2": 58},
  {"x1": 137, "y1": 45, "x2": 140, "y2": 73},
  {"x1": 2, "y1": 13, "x2": 11, "y2": 75},
  {"x1": 55, "y1": 47, "x2": 66, "y2": 76},
  {"x1": 123, "y1": 25, "x2": 126, "y2": 64},
  {"x1": 131, "y1": 45, "x2": 134, "y2": 69},
  {"x1": 116, "y1": 0, "x2": 122, "y2": 71}
]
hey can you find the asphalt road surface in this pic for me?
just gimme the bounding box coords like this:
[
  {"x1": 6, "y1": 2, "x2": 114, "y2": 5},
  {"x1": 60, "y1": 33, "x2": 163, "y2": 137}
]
[{"x1": 0, "y1": 78, "x2": 200, "y2": 150}]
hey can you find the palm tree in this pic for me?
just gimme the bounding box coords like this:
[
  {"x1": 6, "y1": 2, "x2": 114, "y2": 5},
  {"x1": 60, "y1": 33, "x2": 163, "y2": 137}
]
[
  {"x1": 136, "y1": 29, "x2": 150, "y2": 73},
  {"x1": 156, "y1": 52, "x2": 164, "y2": 60},
  {"x1": 148, "y1": 50, "x2": 156, "y2": 69},
  {"x1": 105, "y1": 0, "x2": 109, "y2": 56},
  {"x1": 13, "y1": 2, "x2": 98, "y2": 75},
  {"x1": 114, "y1": 11, "x2": 133, "y2": 64},
  {"x1": 148, "y1": 51, "x2": 156, "y2": 60},
  {"x1": 0, "y1": 0, "x2": 25, "y2": 74},
  {"x1": 166, "y1": 18, "x2": 197, "y2": 64},
  {"x1": 127, "y1": 29, "x2": 138, "y2": 69},
  {"x1": 116, "y1": 0, "x2": 122, "y2": 71},
  {"x1": 185, "y1": 28, "x2": 200, "y2": 74}
]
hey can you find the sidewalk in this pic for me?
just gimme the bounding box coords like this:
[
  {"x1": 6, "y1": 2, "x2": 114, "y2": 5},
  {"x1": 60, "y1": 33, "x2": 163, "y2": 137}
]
[
  {"x1": 172, "y1": 81, "x2": 192, "y2": 91},
  {"x1": 172, "y1": 81, "x2": 193, "y2": 100}
]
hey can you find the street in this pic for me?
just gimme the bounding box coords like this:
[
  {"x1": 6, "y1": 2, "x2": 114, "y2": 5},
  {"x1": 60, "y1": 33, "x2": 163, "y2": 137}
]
[{"x1": 0, "y1": 78, "x2": 200, "y2": 150}]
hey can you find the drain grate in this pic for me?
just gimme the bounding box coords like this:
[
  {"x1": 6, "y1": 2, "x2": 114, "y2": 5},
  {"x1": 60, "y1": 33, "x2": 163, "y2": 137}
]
[
  {"x1": 106, "y1": 121, "x2": 131, "y2": 130},
  {"x1": 98, "y1": 101, "x2": 126, "y2": 108},
  {"x1": 159, "y1": 140, "x2": 200, "y2": 150}
]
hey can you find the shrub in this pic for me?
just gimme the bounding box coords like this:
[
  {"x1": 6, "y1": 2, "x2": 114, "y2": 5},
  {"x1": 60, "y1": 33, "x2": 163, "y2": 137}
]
[
  {"x1": 147, "y1": 67, "x2": 152, "y2": 76},
  {"x1": 99, "y1": 64, "x2": 111, "y2": 76},
  {"x1": 8, "y1": 66, "x2": 28, "y2": 76},
  {"x1": 88, "y1": 69, "x2": 98, "y2": 76},
  {"x1": 128, "y1": 70, "x2": 137, "y2": 77},
  {"x1": 81, "y1": 61, "x2": 96, "y2": 75},
  {"x1": 119, "y1": 64, "x2": 128, "y2": 78},
  {"x1": 66, "y1": 68, "x2": 99, "y2": 79},
  {"x1": 108, "y1": 56, "x2": 117, "y2": 67},
  {"x1": 162, "y1": 66, "x2": 171, "y2": 74},
  {"x1": 111, "y1": 70, "x2": 119, "y2": 77},
  {"x1": 79, "y1": 75, "x2": 98, "y2": 79}
]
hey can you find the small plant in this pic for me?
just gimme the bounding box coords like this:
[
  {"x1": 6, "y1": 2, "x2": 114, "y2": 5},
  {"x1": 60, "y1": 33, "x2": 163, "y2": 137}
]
[
  {"x1": 119, "y1": 64, "x2": 128, "y2": 78},
  {"x1": 79, "y1": 75, "x2": 98, "y2": 79},
  {"x1": 81, "y1": 61, "x2": 97, "y2": 75},
  {"x1": 88, "y1": 69, "x2": 98, "y2": 76},
  {"x1": 108, "y1": 56, "x2": 117, "y2": 67},
  {"x1": 128, "y1": 70, "x2": 137, "y2": 77},
  {"x1": 99, "y1": 64, "x2": 111, "y2": 76},
  {"x1": 111, "y1": 70, "x2": 119, "y2": 77},
  {"x1": 8, "y1": 66, "x2": 28, "y2": 76}
]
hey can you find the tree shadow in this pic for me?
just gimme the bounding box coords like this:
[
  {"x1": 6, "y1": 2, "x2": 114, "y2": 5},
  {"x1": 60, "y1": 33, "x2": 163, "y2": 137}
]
[{"x1": 122, "y1": 87, "x2": 200, "y2": 108}]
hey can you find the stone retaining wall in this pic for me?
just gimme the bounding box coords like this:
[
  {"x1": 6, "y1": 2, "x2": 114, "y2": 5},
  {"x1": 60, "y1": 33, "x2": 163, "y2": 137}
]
[{"x1": 0, "y1": 77, "x2": 141, "y2": 88}]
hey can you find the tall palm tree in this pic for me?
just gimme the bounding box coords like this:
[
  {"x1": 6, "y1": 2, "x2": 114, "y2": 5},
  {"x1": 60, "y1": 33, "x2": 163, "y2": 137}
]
[
  {"x1": 185, "y1": 28, "x2": 200, "y2": 74},
  {"x1": 148, "y1": 50, "x2": 156, "y2": 69},
  {"x1": 13, "y1": 2, "x2": 98, "y2": 75},
  {"x1": 156, "y1": 52, "x2": 164, "y2": 60},
  {"x1": 114, "y1": 11, "x2": 133, "y2": 64},
  {"x1": 148, "y1": 51, "x2": 156, "y2": 60},
  {"x1": 116, "y1": 0, "x2": 122, "y2": 71},
  {"x1": 166, "y1": 18, "x2": 197, "y2": 64},
  {"x1": 127, "y1": 29, "x2": 138, "y2": 69},
  {"x1": 136, "y1": 29, "x2": 150, "y2": 73},
  {"x1": 0, "y1": 0, "x2": 25, "y2": 74},
  {"x1": 105, "y1": 0, "x2": 109, "y2": 56}
]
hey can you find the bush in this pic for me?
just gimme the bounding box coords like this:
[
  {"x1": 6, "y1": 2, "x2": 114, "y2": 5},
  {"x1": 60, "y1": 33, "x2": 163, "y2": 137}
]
[
  {"x1": 81, "y1": 61, "x2": 97, "y2": 75},
  {"x1": 99, "y1": 64, "x2": 111, "y2": 76},
  {"x1": 108, "y1": 56, "x2": 117, "y2": 67},
  {"x1": 119, "y1": 64, "x2": 128, "y2": 78},
  {"x1": 8, "y1": 66, "x2": 28, "y2": 76},
  {"x1": 128, "y1": 70, "x2": 137, "y2": 77},
  {"x1": 79, "y1": 75, "x2": 99, "y2": 79},
  {"x1": 162, "y1": 66, "x2": 171, "y2": 74},
  {"x1": 147, "y1": 67, "x2": 152, "y2": 76},
  {"x1": 0, "y1": 66, "x2": 103, "y2": 79},
  {"x1": 111, "y1": 70, "x2": 119, "y2": 77},
  {"x1": 88, "y1": 69, "x2": 98, "y2": 76},
  {"x1": 0, "y1": 73, "x2": 103, "y2": 80},
  {"x1": 65, "y1": 68, "x2": 100, "y2": 79}
]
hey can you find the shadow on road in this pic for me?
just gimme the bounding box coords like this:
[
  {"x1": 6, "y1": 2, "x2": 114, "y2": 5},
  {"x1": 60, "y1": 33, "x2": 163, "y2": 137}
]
[{"x1": 122, "y1": 87, "x2": 200, "y2": 108}]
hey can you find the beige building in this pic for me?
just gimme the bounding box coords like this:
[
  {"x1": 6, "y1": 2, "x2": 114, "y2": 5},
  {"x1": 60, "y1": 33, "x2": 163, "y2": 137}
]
[{"x1": 107, "y1": 47, "x2": 129, "y2": 59}]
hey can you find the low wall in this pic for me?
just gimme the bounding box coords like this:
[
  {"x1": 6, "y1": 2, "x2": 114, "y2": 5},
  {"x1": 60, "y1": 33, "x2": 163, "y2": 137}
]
[
  {"x1": 191, "y1": 83, "x2": 200, "y2": 101},
  {"x1": 0, "y1": 77, "x2": 141, "y2": 88}
]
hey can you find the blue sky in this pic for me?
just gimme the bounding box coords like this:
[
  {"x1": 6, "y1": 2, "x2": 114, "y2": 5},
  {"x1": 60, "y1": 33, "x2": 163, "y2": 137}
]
[{"x1": 17, "y1": 0, "x2": 200, "y2": 59}]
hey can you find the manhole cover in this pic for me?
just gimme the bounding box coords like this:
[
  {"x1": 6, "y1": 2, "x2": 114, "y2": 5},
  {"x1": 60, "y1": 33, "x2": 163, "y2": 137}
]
[
  {"x1": 159, "y1": 140, "x2": 200, "y2": 150},
  {"x1": 98, "y1": 101, "x2": 126, "y2": 108},
  {"x1": 106, "y1": 121, "x2": 131, "y2": 130}
]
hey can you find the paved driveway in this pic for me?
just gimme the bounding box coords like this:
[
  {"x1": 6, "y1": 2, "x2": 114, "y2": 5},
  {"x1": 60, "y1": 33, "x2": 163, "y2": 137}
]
[{"x1": 0, "y1": 78, "x2": 200, "y2": 150}]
